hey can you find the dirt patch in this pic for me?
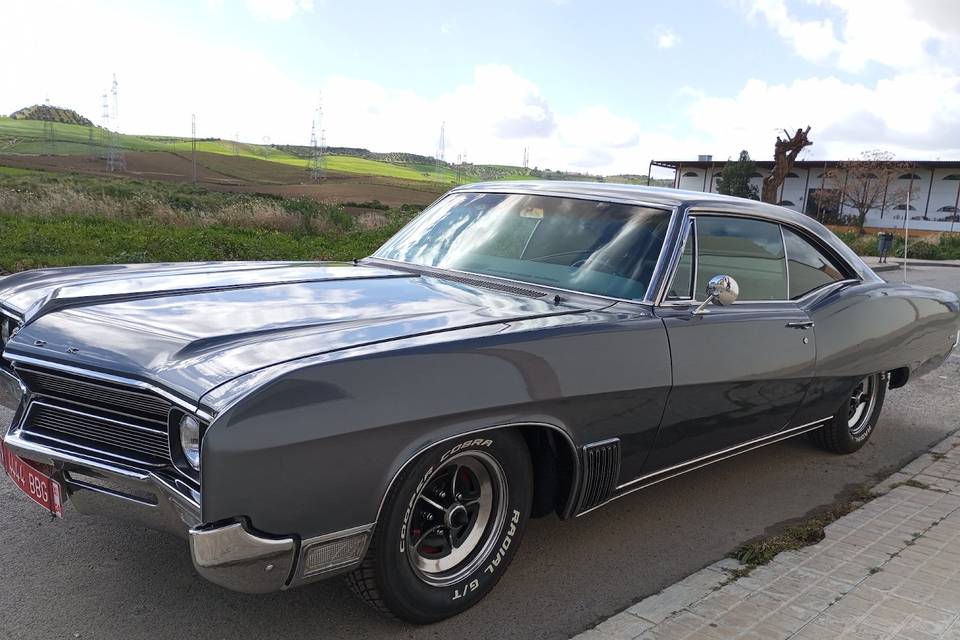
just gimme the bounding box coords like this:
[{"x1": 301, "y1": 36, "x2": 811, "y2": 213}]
[{"x1": 0, "y1": 152, "x2": 444, "y2": 207}]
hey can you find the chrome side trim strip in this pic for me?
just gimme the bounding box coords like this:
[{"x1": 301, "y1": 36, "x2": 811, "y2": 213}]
[{"x1": 576, "y1": 417, "x2": 832, "y2": 517}]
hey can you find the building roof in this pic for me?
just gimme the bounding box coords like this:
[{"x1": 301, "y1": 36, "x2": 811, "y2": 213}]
[{"x1": 652, "y1": 159, "x2": 960, "y2": 170}]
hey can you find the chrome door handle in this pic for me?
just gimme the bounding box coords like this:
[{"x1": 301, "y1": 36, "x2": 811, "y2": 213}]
[{"x1": 786, "y1": 320, "x2": 815, "y2": 329}]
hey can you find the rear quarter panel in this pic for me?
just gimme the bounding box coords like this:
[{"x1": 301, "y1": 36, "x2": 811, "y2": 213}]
[{"x1": 794, "y1": 280, "x2": 960, "y2": 424}]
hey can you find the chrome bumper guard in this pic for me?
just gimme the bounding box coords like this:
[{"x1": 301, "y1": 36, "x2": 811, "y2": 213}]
[{"x1": 190, "y1": 522, "x2": 296, "y2": 593}]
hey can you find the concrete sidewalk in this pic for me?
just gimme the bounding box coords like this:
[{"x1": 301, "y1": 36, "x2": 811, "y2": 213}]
[
  {"x1": 575, "y1": 432, "x2": 960, "y2": 640},
  {"x1": 861, "y1": 255, "x2": 960, "y2": 272}
]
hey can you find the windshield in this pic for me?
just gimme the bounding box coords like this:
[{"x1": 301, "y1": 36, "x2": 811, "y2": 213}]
[{"x1": 374, "y1": 192, "x2": 672, "y2": 300}]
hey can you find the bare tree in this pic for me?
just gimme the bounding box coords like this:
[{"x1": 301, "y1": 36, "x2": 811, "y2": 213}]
[
  {"x1": 762, "y1": 127, "x2": 812, "y2": 204},
  {"x1": 817, "y1": 150, "x2": 908, "y2": 233}
]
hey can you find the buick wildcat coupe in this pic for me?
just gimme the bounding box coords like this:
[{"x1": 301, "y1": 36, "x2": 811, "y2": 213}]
[{"x1": 1, "y1": 183, "x2": 958, "y2": 622}]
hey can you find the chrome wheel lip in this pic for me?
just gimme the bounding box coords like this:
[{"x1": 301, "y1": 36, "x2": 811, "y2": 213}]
[
  {"x1": 406, "y1": 450, "x2": 508, "y2": 587},
  {"x1": 847, "y1": 375, "x2": 878, "y2": 437}
]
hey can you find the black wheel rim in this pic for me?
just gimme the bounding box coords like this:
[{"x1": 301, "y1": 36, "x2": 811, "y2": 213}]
[{"x1": 405, "y1": 451, "x2": 508, "y2": 586}]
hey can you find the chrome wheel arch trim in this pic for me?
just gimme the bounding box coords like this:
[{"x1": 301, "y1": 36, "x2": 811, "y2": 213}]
[
  {"x1": 372, "y1": 421, "x2": 581, "y2": 536},
  {"x1": 575, "y1": 416, "x2": 833, "y2": 517}
]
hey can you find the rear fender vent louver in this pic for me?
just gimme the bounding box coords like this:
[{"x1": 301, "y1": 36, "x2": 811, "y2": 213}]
[{"x1": 574, "y1": 439, "x2": 621, "y2": 515}]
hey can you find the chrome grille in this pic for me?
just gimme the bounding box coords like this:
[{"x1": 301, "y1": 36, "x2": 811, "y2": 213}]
[
  {"x1": 17, "y1": 367, "x2": 173, "y2": 467},
  {"x1": 18, "y1": 367, "x2": 171, "y2": 423}
]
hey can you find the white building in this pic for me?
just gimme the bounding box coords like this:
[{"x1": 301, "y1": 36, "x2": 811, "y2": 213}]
[{"x1": 650, "y1": 158, "x2": 960, "y2": 232}]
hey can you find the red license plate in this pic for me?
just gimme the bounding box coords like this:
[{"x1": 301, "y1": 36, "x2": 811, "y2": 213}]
[{"x1": 1, "y1": 442, "x2": 63, "y2": 518}]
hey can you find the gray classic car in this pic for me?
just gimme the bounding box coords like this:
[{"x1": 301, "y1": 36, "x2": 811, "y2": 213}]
[{"x1": 1, "y1": 183, "x2": 958, "y2": 622}]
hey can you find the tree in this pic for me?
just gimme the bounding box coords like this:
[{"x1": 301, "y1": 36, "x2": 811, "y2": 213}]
[
  {"x1": 762, "y1": 127, "x2": 812, "y2": 204},
  {"x1": 716, "y1": 150, "x2": 759, "y2": 200},
  {"x1": 817, "y1": 150, "x2": 908, "y2": 233}
]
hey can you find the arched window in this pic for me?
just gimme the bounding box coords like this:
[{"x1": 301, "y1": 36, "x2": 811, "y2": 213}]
[
  {"x1": 898, "y1": 173, "x2": 921, "y2": 180},
  {"x1": 778, "y1": 200, "x2": 795, "y2": 206},
  {"x1": 938, "y1": 206, "x2": 959, "y2": 212},
  {"x1": 815, "y1": 173, "x2": 825, "y2": 179},
  {"x1": 713, "y1": 172, "x2": 722, "y2": 179},
  {"x1": 943, "y1": 174, "x2": 960, "y2": 180},
  {"x1": 892, "y1": 204, "x2": 917, "y2": 211},
  {"x1": 749, "y1": 172, "x2": 763, "y2": 178},
  {"x1": 682, "y1": 171, "x2": 699, "y2": 177},
  {"x1": 863, "y1": 173, "x2": 878, "y2": 179},
  {"x1": 785, "y1": 172, "x2": 799, "y2": 178}
]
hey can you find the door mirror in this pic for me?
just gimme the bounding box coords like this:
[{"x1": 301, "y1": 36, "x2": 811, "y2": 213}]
[{"x1": 693, "y1": 275, "x2": 739, "y2": 314}]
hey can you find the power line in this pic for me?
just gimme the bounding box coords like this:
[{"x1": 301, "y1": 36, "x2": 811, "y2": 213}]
[
  {"x1": 436, "y1": 121, "x2": 446, "y2": 177},
  {"x1": 41, "y1": 97, "x2": 55, "y2": 156},
  {"x1": 308, "y1": 98, "x2": 324, "y2": 182},
  {"x1": 191, "y1": 113, "x2": 198, "y2": 183},
  {"x1": 102, "y1": 74, "x2": 125, "y2": 171}
]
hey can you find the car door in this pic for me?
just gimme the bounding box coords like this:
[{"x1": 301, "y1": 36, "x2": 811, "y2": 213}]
[{"x1": 642, "y1": 214, "x2": 817, "y2": 474}]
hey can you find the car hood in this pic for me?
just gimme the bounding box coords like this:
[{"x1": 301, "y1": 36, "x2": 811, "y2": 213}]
[{"x1": 1, "y1": 261, "x2": 598, "y2": 402}]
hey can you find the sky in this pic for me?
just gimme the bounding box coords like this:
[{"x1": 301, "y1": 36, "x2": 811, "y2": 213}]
[{"x1": 1, "y1": 0, "x2": 959, "y2": 177}]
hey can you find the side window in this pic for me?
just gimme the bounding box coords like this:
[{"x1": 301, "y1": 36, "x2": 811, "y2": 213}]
[
  {"x1": 782, "y1": 227, "x2": 845, "y2": 298},
  {"x1": 665, "y1": 223, "x2": 694, "y2": 299},
  {"x1": 695, "y1": 217, "x2": 787, "y2": 301}
]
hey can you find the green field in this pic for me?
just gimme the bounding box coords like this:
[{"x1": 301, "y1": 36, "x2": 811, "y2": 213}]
[
  {"x1": 0, "y1": 115, "x2": 667, "y2": 188},
  {"x1": 1, "y1": 117, "x2": 464, "y2": 184}
]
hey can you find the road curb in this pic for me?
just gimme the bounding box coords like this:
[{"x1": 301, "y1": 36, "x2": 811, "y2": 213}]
[{"x1": 573, "y1": 428, "x2": 960, "y2": 640}]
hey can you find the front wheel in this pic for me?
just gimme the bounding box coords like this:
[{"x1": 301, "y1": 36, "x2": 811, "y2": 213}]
[
  {"x1": 347, "y1": 430, "x2": 532, "y2": 623},
  {"x1": 811, "y1": 373, "x2": 886, "y2": 454}
]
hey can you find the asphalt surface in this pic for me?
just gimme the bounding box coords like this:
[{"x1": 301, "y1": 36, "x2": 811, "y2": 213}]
[{"x1": 1, "y1": 265, "x2": 958, "y2": 640}]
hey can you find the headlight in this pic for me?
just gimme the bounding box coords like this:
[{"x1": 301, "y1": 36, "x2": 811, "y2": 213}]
[
  {"x1": 179, "y1": 414, "x2": 202, "y2": 470},
  {"x1": 0, "y1": 318, "x2": 11, "y2": 347}
]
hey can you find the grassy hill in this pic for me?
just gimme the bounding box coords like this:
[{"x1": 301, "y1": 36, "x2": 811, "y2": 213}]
[
  {"x1": 0, "y1": 115, "x2": 669, "y2": 186},
  {"x1": 10, "y1": 104, "x2": 94, "y2": 126}
]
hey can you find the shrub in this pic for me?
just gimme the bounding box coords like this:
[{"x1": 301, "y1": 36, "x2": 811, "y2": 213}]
[{"x1": 899, "y1": 239, "x2": 942, "y2": 260}]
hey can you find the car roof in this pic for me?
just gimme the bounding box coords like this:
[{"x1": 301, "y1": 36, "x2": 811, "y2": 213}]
[
  {"x1": 454, "y1": 180, "x2": 789, "y2": 215},
  {"x1": 449, "y1": 180, "x2": 881, "y2": 283}
]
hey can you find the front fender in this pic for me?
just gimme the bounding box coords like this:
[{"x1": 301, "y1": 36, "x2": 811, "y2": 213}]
[{"x1": 197, "y1": 312, "x2": 669, "y2": 540}]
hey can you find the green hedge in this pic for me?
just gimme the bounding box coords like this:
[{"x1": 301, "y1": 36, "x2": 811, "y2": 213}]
[{"x1": 0, "y1": 214, "x2": 403, "y2": 273}]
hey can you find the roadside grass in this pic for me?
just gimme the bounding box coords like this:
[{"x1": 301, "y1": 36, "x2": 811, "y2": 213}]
[
  {"x1": 0, "y1": 213, "x2": 406, "y2": 273},
  {"x1": 729, "y1": 486, "x2": 880, "y2": 566},
  {"x1": 0, "y1": 171, "x2": 418, "y2": 273}
]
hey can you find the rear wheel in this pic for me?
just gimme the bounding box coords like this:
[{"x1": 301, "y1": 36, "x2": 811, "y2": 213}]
[
  {"x1": 347, "y1": 430, "x2": 532, "y2": 623},
  {"x1": 811, "y1": 373, "x2": 886, "y2": 454}
]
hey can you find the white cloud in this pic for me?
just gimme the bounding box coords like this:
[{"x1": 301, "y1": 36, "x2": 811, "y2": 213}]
[
  {"x1": 654, "y1": 25, "x2": 679, "y2": 49},
  {"x1": 1, "y1": 0, "x2": 958, "y2": 179},
  {"x1": 746, "y1": 0, "x2": 955, "y2": 71},
  {"x1": 683, "y1": 71, "x2": 960, "y2": 161},
  {"x1": 245, "y1": 0, "x2": 314, "y2": 21}
]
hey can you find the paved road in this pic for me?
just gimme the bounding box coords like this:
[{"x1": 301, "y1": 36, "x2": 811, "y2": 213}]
[{"x1": 1, "y1": 266, "x2": 958, "y2": 640}]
